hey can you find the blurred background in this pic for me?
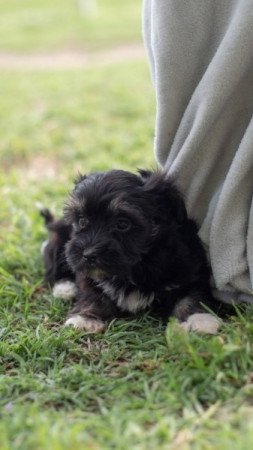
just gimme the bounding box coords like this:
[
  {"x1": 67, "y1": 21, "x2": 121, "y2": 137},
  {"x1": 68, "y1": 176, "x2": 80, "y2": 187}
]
[
  {"x1": 0, "y1": 0, "x2": 143, "y2": 53},
  {"x1": 0, "y1": 0, "x2": 154, "y2": 189}
]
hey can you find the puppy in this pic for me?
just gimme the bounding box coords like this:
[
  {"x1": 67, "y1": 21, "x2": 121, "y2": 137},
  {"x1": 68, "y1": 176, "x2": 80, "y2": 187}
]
[{"x1": 41, "y1": 169, "x2": 221, "y2": 334}]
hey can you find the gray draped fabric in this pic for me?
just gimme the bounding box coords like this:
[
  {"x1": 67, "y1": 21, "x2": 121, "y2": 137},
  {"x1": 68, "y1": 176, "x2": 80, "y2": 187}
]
[{"x1": 143, "y1": 0, "x2": 253, "y2": 303}]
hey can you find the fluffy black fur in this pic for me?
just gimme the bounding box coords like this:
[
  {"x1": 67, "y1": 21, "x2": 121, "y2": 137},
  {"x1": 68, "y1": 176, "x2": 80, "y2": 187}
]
[
  {"x1": 40, "y1": 208, "x2": 74, "y2": 286},
  {"x1": 41, "y1": 169, "x2": 220, "y2": 327}
]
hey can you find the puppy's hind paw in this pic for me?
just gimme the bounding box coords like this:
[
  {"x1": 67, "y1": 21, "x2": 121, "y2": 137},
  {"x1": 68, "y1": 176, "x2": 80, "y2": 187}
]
[
  {"x1": 40, "y1": 239, "x2": 49, "y2": 256},
  {"x1": 52, "y1": 281, "x2": 76, "y2": 301},
  {"x1": 64, "y1": 315, "x2": 106, "y2": 333},
  {"x1": 179, "y1": 313, "x2": 221, "y2": 334}
]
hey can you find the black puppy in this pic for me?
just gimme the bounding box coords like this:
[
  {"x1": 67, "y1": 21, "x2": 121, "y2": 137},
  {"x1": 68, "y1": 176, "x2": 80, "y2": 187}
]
[{"x1": 41, "y1": 169, "x2": 221, "y2": 333}]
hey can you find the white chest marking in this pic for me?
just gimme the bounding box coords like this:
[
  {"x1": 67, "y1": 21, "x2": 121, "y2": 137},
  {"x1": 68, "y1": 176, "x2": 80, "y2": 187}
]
[
  {"x1": 98, "y1": 281, "x2": 154, "y2": 313},
  {"x1": 117, "y1": 290, "x2": 154, "y2": 313}
]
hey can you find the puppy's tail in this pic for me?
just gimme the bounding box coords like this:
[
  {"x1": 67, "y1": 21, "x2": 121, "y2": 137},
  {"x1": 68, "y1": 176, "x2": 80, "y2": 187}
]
[{"x1": 40, "y1": 208, "x2": 55, "y2": 228}]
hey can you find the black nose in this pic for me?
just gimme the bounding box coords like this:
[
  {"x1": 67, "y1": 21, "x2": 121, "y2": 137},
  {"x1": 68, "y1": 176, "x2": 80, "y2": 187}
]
[{"x1": 82, "y1": 249, "x2": 97, "y2": 265}]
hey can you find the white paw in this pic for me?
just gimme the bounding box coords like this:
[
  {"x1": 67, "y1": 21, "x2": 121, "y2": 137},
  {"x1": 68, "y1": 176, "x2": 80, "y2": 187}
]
[
  {"x1": 40, "y1": 240, "x2": 49, "y2": 255},
  {"x1": 179, "y1": 313, "x2": 221, "y2": 334},
  {"x1": 52, "y1": 281, "x2": 76, "y2": 301},
  {"x1": 64, "y1": 315, "x2": 106, "y2": 333}
]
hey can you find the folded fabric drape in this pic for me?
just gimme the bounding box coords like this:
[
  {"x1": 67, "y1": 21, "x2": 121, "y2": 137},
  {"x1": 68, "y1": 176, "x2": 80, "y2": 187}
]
[{"x1": 143, "y1": 0, "x2": 253, "y2": 302}]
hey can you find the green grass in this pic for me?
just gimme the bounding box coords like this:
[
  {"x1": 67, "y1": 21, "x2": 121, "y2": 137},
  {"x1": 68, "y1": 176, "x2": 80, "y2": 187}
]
[{"x1": 0, "y1": 0, "x2": 142, "y2": 52}]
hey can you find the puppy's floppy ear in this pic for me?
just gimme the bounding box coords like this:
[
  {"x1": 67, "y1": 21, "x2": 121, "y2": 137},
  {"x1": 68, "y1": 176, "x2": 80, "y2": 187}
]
[{"x1": 140, "y1": 170, "x2": 187, "y2": 223}]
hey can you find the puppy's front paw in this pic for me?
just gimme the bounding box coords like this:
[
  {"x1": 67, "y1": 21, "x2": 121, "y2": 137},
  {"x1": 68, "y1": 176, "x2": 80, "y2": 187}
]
[
  {"x1": 52, "y1": 281, "x2": 76, "y2": 301},
  {"x1": 64, "y1": 315, "x2": 106, "y2": 333},
  {"x1": 179, "y1": 313, "x2": 221, "y2": 334}
]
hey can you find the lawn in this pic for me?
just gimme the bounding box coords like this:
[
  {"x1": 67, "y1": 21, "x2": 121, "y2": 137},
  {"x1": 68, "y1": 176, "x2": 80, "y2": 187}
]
[{"x1": 1, "y1": 2, "x2": 253, "y2": 450}]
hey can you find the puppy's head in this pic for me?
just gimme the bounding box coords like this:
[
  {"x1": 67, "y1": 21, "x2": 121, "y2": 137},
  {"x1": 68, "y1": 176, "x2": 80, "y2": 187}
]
[{"x1": 64, "y1": 170, "x2": 187, "y2": 281}]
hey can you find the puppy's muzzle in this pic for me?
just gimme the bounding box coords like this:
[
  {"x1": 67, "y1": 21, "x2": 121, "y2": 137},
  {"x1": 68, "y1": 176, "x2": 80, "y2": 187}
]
[{"x1": 82, "y1": 248, "x2": 97, "y2": 266}]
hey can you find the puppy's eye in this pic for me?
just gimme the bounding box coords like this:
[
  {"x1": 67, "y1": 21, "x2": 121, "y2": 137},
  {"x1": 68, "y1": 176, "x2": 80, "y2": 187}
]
[
  {"x1": 115, "y1": 218, "x2": 131, "y2": 232},
  {"x1": 79, "y1": 217, "x2": 89, "y2": 229}
]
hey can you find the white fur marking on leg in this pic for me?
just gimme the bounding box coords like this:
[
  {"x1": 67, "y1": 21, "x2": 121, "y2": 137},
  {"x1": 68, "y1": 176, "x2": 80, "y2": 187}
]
[
  {"x1": 179, "y1": 313, "x2": 221, "y2": 334},
  {"x1": 40, "y1": 240, "x2": 49, "y2": 255},
  {"x1": 64, "y1": 315, "x2": 105, "y2": 332},
  {"x1": 52, "y1": 281, "x2": 76, "y2": 300}
]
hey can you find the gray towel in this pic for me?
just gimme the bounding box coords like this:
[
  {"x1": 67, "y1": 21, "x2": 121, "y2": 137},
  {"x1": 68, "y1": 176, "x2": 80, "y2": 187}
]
[{"x1": 143, "y1": 0, "x2": 253, "y2": 302}]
